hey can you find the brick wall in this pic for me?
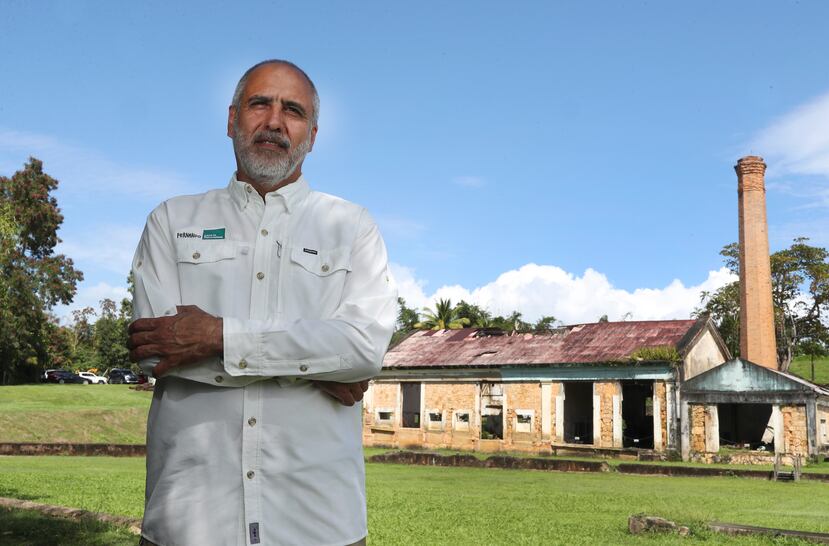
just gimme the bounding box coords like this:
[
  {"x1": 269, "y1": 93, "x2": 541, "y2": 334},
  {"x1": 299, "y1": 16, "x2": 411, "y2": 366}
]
[
  {"x1": 781, "y1": 405, "x2": 808, "y2": 456},
  {"x1": 595, "y1": 382, "x2": 621, "y2": 447}
]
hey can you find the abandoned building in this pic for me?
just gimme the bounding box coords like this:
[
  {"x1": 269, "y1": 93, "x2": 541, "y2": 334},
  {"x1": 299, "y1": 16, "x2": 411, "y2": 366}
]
[
  {"x1": 364, "y1": 318, "x2": 730, "y2": 455},
  {"x1": 364, "y1": 156, "x2": 829, "y2": 464}
]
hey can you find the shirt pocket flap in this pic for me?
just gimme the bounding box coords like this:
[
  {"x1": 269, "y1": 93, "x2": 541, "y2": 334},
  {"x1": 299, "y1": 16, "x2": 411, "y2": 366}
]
[
  {"x1": 290, "y1": 247, "x2": 352, "y2": 276},
  {"x1": 176, "y1": 241, "x2": 239, "y2": 264}
]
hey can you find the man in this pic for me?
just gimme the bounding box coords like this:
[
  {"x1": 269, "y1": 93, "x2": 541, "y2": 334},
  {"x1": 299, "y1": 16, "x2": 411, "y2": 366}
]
[{"x1": 128, "y1": 59, "x2": 397, "y2": 546}]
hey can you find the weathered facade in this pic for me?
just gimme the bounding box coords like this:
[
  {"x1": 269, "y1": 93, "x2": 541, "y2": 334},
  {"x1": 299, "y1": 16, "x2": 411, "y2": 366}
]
[
  {"x1": 681, "y1": 358, "x2": 829, "y2": 463},
  {"x1": 364, "y1": 318, "x2": 729, "y2": 456}
]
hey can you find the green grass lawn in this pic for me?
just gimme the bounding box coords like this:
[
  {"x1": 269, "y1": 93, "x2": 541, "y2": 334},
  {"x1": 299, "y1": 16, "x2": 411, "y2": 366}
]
[
  {"x1": 788, "y1": 355, "x2": 829, "y2": 385},
  {"x1": 0, "y1": 385, "x2": 152, "y2": 444},
  {"x1": 0, "y1": 506, "x2": 138, "y2": 546},
  {"x1": 1, "y1": 455, "x2": 827, "y2": 545}
]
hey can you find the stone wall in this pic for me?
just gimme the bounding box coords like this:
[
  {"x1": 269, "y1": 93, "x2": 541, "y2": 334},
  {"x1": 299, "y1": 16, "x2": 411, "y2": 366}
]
[
  {"x1": 504, "y1": 382, "x2": 543, "y2": 449},
  {"x1": 595, "y1": 382, "x2": 621, "y2": 448},
  {"x1": 781, "y1": 405, "x2": 808, "y2": 456},
  {"x1": 690, "y1": 404, "x2": 706, "y2": 453}
]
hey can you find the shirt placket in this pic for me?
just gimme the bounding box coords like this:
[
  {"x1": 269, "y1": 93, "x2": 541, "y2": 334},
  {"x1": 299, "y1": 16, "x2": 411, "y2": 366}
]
[{"x1": 240, "y1": 194, "x2": 283, "y2": 545}]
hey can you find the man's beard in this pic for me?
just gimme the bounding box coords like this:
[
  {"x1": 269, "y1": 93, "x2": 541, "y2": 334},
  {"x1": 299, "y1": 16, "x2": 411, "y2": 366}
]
[{"x1": 232, "y1": 125, "x2": 311, "y2": 187}]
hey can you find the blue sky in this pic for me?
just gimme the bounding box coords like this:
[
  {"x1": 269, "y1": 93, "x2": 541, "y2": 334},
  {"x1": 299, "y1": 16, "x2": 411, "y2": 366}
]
[{"x1": 2, "y1": 1, "x2": 828, "y2": 324}]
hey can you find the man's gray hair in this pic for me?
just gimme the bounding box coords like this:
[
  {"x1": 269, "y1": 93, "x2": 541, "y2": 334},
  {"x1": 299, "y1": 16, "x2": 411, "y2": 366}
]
[{"x1": 231, "y1": 59, "x2": 320, "y2": 126}]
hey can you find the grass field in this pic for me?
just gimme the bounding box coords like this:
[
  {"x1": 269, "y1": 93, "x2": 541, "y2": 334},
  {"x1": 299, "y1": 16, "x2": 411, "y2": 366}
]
[
  {"x1": 0, "y1": 507, "x2": 138, "y2": 546},
  {"x1": 1, "y1": 455, "x2": 827, "y2": 545},
  {"x1": 788, "y1": 355, "x2": 829, "y2": 385},
  {"x1": 0, "y1": 385, "x2": 152, "y2": 444}
]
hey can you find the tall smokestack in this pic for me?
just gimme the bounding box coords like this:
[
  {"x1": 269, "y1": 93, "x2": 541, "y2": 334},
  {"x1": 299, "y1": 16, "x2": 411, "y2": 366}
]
[{"x1": 735, "y1": 156, "x2": 778, "y2": 369}]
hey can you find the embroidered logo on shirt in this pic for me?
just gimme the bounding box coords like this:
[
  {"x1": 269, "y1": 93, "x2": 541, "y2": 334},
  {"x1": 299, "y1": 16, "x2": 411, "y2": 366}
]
[
  {"x1": 249, "y1": 522, "x2": 261, "y2": 544},
  {"x1": 203, "y1": 228, "x2": 226, "y2": 240},
  {"x1": 176, "y1": 232, "x2": 202, "y2": 239},
  {"x1": 302, "y1": 248, "x2": 318, "y2": 255}
]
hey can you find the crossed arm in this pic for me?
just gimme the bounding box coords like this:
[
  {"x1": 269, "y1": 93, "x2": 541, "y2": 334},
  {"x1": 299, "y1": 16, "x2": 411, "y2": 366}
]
[{"x1": 128, "y1": 305, "x2": 371, "y2": 406}]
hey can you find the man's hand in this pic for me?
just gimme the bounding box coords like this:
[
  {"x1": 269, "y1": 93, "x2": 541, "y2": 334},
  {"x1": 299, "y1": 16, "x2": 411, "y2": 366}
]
[
  {"x1": 312, "y1": 380, "x2": 369, "y2": 406},
  {"x1": 128, "y1": 305, "x2": 223, "y2": 378}
]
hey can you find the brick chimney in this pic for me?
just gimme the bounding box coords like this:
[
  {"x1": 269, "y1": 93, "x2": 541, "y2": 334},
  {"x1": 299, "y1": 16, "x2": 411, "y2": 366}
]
[{"x1": 735, "y1": 156, "x2": 778, "y2": 369}]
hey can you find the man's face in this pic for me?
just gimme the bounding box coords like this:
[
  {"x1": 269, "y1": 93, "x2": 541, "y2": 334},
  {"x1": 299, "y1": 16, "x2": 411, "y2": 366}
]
[{"x1": 228, "y1": 63, "x2": 318, "y2": 186}]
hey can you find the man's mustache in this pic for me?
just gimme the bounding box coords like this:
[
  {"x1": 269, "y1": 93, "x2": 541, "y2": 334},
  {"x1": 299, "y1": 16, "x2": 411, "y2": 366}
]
[{"x1": 254, "y1": 131, "x2": 290, "y2": 149}]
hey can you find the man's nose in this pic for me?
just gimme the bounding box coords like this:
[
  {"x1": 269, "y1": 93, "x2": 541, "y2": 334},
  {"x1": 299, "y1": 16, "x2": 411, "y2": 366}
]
[{"x1": 264, "y1": 107, "x2": 286, "y2": 132}]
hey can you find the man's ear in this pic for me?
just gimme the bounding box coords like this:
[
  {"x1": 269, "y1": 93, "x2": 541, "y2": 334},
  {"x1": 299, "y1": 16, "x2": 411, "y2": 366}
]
[
  {"x1": 308, "y1": 125, "x2": 318, "y2": 152},
  {"x1": 227, "y1": 106, "x2": 237, "y2": 138}
]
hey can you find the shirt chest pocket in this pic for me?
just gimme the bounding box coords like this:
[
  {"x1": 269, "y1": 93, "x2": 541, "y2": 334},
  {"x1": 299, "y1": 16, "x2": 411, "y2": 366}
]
[
  {"x1": 287, "y1": 246, "x2": 352, "y2": 317},
  {"x1": 175, "y1": 241, "x2": 248, "y2": 315}
]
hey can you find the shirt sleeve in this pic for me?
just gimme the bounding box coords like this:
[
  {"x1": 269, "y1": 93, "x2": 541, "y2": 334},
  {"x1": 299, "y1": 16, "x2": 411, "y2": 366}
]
[
  {"x1": 222, "y1": 209, "x2": 398, "y2": 382},
  {"x1": 132, "y1": 204, "x2": 238, "y2": 386}
]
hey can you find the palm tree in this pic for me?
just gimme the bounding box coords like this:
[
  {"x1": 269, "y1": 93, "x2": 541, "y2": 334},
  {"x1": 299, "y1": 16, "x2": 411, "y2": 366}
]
[{"x1": 416, "y1": 298, "x2": 471, "y2": 330}]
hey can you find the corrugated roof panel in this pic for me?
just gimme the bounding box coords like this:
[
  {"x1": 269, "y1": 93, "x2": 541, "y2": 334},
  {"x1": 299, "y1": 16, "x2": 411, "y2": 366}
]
[{"x1": 383, "y1": 319, "x2": 700, "y2": 369}]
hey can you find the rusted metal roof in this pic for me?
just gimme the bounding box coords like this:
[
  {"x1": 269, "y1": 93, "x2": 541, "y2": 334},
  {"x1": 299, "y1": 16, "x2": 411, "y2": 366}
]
[{"x1": 384, "y1": 319, "x2": 703, "y2": 369}]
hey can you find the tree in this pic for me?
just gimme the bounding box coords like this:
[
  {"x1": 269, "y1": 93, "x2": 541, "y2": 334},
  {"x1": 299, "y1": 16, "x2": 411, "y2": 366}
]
[
  {"x1": 94, "y1": 298, "x2": 130, "y2": 371},
  {"x1": 0, "y1": 159, "x2": 83, "y2": 384},
  {"x1": 390, "y1": 297, "x2": 419, "y2": 347},
  {"x1": 696, "y1": 239, "x2": 829, "y2": 371},
  {"x1": 533, "y1": 315, "x2": 562, "y2": 333},
  {"x1": 454, "y1": 300, "x2": 492, "y2": 327},
  {"x1": 416, "y1": 298, "x2": 470, "y2": 330}
]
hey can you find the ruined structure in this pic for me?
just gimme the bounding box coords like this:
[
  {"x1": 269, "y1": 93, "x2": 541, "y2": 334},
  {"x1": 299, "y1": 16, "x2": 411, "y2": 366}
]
[
  {"x1": 364, "y1": 319, "x2": 728, "y2": 455},
  {"x1": 678, "y1": 156, "x2": 829, "y2": 463},
  {"x1": 736, "y1": 156, "x2": 778, "y2": 369}
]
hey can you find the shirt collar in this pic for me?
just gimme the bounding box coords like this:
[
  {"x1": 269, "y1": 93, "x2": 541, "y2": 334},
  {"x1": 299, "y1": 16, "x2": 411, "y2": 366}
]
[{"x1": 227, "y1": 173, "x2": 311, "y2": 213}]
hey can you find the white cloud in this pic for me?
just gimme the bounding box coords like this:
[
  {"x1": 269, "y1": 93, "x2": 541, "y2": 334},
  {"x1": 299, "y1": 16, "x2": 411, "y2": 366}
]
[
  {"x1": 750, "y1": 90, "x2": 829, "y2": 180},
  {"x1": 452, "y1": 175, "x2": 485, "y2": 188},
  {"x1": 52, "y1": 281, "x2": 130, "y2": 325},
  {"x1": 0, "y1": 128, "x2": 195, "y2": 201},
  {"x1": 57, "y1": 224, "x2": 143, "y2": 277},
  {"x1": 391, "y1": 262, "x2": 736, "y2": 324}
]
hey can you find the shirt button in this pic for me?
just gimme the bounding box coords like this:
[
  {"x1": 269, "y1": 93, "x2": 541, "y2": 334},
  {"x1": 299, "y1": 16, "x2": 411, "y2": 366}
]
[
  {"x1": 260, "y1": 228, "x2": 268, "y2": 236},
  {"x1": 239, "y1": 359, "x2": 248, "y2": 369},
  {"x1": 321, "y1": 264, "x2": 330, "y2": 273},
  {"x1": 256, "y1": 272, "x2": 265, "y2": 280},
  {"x1": 136, "y1": 260, "x2": 142, "y2": 268},
  {"x1": 247, "y1": 470, "x2": 255, "y2": 479},
  {"x1": 192, "y1": 252, "x2": 201, "y2": 260},
  {"x1": 214, "y1": 375, "x2": 223, "y2": 383},
  {"x1": 299, "y1": 364, "x2": 308, "y2": 373},
  {"x1": 246, "y1": 185, "x2": 253, "y2": 193},
  {"x1": 248, "y1": 417, "x2": 257, "y2": 426}
]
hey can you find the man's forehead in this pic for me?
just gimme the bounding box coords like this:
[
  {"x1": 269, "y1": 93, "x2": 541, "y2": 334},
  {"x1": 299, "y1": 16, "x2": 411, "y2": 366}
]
[{"x1": 242, "y1": 63, "x2": 314, "y2": 102}]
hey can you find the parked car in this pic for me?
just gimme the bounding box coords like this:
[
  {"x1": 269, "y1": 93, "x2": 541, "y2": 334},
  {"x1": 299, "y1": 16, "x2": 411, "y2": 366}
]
[
  {"x1": 78, "y1": 371, "x2": 108, "y2": 384},
  {"x1": 42, "y1": 368, "x2": 60, "y2": 382},
  {"x1": 108, "y1": 368, "x2": 139, "y2": 384},
  {"x1": 45, "y1": 370, "x2": 88, "y2": 384}
]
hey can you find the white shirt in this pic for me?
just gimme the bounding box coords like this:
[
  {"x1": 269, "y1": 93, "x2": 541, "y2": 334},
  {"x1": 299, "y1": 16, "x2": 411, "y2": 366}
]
[{"x1": 132, "y1": 174, "x2": 397, "y2": 546}]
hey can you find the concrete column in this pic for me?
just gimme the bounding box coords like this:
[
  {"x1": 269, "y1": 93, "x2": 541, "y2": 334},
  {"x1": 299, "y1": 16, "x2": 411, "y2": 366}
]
[
  {"x1": 592, "y1": 384, "x2": 601, "y2": 446},
  {"x1": 807, "y1": 401, "x2": 818, "y2": 459},
  {"x1": 666, "y1": 382, "x2": 676, "y2": 450},
  {"x1": 680, "y1": 400, "x2": 690, "y2": 461},
  {"x1": 705, "y1": 405, "x2": 720, "y2": 453},
  {"x1": 612, "y1": 394, "x2": 622, "y2": 448},
  {"x1": 653, "y1": 388, "x2": 663, "y2": 451},
  {"x1": 736, "y1": 156, "x2": 778, "y2": 369},
  {"x1": 773, "y1": 405, "x2": 784, "y2": 454},
  {"x1": 474, "y1": 383, "x2": 482, "y2": 439},
  {"x1": 541, "y1": 382, "x2": 552, "y2": 440},
  {"x1": 554, "y1": 390, "x2": 565, "y2": 443}
]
